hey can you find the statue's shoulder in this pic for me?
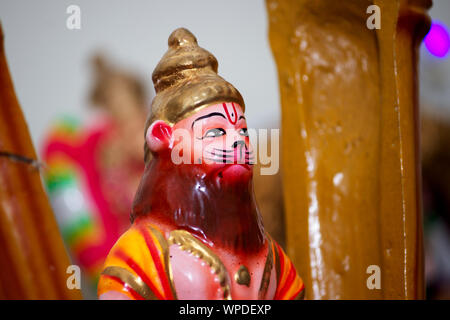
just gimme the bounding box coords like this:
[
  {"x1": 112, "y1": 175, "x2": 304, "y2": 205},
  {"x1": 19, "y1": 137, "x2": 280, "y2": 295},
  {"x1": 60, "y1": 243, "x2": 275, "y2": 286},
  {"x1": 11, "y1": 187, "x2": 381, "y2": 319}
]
[
  {"x1": 98, "y1": 222, "x2": 176, "y2": 300},
  {"x1": 266, "y1": 234, "x2": 305, "y2": 300},
  {"x1": 107, "y1": 222, "x2": 164, "y2": 253}
]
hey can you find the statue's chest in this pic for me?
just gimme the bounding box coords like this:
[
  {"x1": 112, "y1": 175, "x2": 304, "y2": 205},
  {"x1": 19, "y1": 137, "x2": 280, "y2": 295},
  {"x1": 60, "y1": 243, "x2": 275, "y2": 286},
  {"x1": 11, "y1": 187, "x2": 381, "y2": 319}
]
[{"x1": 167, "y1": 231, "x2": 277, "y2": 300}]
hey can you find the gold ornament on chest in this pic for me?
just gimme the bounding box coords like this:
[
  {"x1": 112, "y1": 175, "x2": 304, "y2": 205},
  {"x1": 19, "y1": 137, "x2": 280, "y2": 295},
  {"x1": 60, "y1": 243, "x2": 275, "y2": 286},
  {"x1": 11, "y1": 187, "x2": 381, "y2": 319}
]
[
  {"x1": 234, "y1": 265, "x2": 251, "y2": 287},
  {"x1": 167, "y1": 229, "x2": 275, "y2": 299}
]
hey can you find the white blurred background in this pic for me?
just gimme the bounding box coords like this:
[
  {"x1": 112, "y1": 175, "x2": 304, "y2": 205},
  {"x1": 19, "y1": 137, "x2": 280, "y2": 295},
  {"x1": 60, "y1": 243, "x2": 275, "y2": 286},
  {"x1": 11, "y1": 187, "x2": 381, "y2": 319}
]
[{"x1": 0, "y1": 0, "x2": 281, "y2": 148}]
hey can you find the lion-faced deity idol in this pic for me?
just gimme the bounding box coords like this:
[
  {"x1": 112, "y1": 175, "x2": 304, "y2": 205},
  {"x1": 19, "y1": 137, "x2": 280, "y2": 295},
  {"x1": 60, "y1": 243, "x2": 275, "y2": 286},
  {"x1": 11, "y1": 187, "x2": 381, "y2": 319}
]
[{"x1": 97, "y1": 28, "x2": 304, "y2": 300}]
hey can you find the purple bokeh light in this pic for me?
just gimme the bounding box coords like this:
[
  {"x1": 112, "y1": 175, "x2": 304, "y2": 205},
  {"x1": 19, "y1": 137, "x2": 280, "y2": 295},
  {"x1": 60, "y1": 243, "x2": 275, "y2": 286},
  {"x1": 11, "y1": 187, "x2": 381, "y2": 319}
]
[{"x1": 424, "y1": 21, "x2": 450, "y2": 58}]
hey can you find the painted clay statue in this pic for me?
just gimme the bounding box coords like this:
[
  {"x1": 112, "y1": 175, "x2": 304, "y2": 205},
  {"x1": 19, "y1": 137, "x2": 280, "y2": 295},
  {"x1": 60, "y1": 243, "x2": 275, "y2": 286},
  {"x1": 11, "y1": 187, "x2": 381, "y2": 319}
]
[{"x1": 97, "y1": 28, "x2": 304, "y2": 300}]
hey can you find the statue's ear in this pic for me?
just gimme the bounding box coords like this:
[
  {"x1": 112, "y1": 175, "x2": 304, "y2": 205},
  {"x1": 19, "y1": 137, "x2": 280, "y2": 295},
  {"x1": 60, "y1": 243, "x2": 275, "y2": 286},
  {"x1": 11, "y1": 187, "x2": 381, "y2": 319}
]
[{"x1": 146, "y1": 120, "x2": 173, "y2": 153}]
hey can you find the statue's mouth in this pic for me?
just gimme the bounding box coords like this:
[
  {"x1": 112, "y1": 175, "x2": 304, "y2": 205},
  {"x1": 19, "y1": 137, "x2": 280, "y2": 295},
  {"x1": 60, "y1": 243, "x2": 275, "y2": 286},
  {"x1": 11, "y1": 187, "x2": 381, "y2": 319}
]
[
  {"x1": 215, "y1": 163, "x2": 252, "y2": 182},
  {"x1": 234, "y1": 163, "x2": 251, "y2": 170},
  {"x1": 220, "y1": 162, "x2": 251, "y2": 170}
]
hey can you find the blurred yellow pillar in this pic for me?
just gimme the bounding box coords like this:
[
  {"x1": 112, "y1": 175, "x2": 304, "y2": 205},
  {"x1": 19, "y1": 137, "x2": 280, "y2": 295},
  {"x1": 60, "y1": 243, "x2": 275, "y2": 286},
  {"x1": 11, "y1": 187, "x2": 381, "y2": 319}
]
[{"x1": 267, "y1": 0, "x2": 430, "y2": 299}]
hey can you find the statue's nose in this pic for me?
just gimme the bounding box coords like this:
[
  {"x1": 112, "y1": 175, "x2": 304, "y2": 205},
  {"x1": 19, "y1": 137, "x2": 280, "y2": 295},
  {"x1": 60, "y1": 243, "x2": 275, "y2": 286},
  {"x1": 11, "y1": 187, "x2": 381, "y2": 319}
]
[
  {"x1": 231, "y1": 140, "x2": 248, "y2": 163},
  {"x1": 232, "y1": 140, "x2": 247, "y2": 149}
]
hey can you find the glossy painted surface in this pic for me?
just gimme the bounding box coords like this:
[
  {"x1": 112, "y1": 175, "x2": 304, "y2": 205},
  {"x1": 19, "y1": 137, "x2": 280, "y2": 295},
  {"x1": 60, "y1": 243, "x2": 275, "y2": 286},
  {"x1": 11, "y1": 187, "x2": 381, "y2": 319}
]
[
  {"x1": 170, "y1": 244, "x2": 224, "y2": 300},
  {"x1": 134, "y1": 102, "x2": 264, "y2": 253},
  {"x1": 98, "y1": 221, "x2": 302, "y2": 300},
  {"x1": 98, "y1": 28, "x2": 304, "y2": 300}
]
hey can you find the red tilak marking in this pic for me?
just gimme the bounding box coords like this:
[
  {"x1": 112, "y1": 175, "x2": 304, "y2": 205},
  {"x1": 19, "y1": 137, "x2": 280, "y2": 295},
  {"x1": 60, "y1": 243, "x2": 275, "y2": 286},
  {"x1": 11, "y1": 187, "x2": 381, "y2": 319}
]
[
  {"x1": 222, "y1": 102, "x2": 237, "y2": 125},
  {"x1": 114, "y1": 248, "x2": 164, "y2": 300},
  {"x1": 102, "y1": 274, "x2": 145, "y2": 300},
  {"x1": 139, "y1": 226, "x2": 174, "y2": 299}
]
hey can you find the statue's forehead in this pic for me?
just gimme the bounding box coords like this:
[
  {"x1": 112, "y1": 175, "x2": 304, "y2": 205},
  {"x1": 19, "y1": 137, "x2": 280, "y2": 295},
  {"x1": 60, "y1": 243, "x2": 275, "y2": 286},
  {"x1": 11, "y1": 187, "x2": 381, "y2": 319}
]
[{"x1": 177, "y1": 102, "x2": 245, "y2": 126}]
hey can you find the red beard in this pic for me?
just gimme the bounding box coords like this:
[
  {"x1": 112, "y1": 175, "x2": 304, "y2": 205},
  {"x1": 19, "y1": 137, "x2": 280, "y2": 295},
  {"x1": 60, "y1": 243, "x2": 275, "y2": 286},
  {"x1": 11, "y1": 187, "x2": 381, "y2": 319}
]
[{"x1": 131, "y1": 153, "x2": 265, "y2": 253}]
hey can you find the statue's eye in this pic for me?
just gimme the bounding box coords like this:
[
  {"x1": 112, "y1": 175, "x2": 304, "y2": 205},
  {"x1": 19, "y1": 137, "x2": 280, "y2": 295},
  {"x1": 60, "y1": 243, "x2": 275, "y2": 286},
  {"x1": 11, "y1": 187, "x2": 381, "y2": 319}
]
[
  {"x1": 204, "y1": 128, "x2": 226, "y2": 138},
  {"x1": 239, "y1": 128, "x2": 249, "y2": 137}
]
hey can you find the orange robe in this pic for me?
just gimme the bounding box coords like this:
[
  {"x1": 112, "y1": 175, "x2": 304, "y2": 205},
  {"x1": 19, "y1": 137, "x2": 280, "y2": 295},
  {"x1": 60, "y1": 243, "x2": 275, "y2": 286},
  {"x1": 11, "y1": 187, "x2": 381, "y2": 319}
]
[{"x1": 98, "y1": 221, "x2": 304, "y2": 300}]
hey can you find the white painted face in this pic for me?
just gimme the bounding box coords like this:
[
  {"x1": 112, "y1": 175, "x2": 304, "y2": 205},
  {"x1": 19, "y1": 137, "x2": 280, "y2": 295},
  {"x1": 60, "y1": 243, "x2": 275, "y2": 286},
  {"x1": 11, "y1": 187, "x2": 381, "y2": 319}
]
[{"x1": 146, "y1": 102, "x2": 254, "y2": 183}]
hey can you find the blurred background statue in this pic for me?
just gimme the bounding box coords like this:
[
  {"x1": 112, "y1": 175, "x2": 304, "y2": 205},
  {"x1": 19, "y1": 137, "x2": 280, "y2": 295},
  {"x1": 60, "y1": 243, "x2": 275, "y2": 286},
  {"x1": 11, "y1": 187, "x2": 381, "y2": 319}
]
[{"x1": 41, "y1": 54, "x2": 149, "y2": 296}]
